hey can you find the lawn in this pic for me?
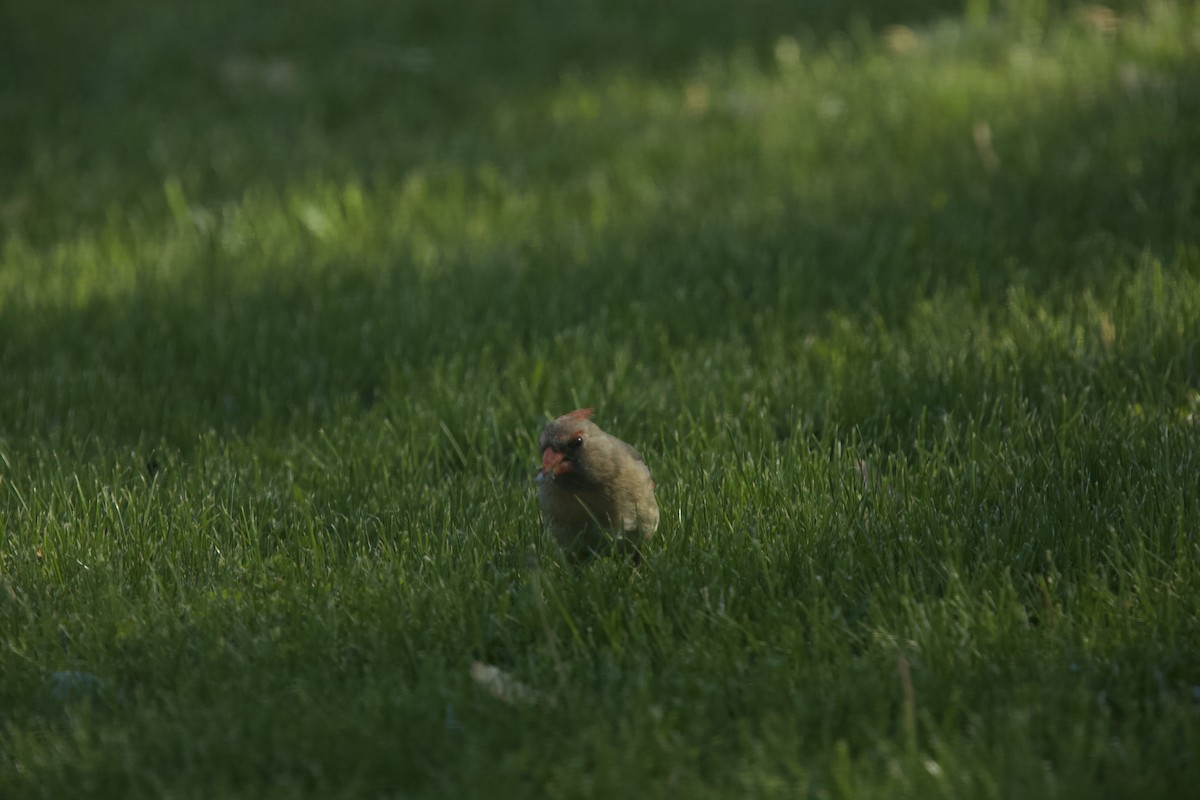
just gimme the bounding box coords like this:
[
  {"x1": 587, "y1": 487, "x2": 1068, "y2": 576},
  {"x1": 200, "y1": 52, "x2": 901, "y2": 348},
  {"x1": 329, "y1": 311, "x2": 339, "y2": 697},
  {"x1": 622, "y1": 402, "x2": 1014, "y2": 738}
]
[{"x1": 2, "y1": 1, "x2": 1199, "y2": 797}]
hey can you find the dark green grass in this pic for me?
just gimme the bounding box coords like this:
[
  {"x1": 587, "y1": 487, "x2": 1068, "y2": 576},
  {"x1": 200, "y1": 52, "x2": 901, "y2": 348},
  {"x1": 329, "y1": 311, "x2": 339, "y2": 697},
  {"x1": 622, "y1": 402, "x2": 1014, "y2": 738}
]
[{"x1": 2, "y1": 1, "x2": 1200, "y2": 797}]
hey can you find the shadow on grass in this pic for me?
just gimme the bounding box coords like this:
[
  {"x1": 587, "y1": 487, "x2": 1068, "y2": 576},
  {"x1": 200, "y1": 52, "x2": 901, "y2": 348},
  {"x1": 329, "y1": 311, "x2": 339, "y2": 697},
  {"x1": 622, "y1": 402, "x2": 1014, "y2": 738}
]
[
  {"x1": 1, "y1": 4, "x2": 1198, "y2": 454},
  {"x1": 5, "y1": 0, "x2": 971, "y2": 241}
]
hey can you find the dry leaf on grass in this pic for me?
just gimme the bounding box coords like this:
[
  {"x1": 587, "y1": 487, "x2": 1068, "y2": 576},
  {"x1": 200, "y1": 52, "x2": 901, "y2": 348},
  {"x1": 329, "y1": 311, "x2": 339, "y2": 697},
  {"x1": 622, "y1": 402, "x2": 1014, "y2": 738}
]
[{"x1": 469, "y1": 662, "x2": 551, "y2": 707}]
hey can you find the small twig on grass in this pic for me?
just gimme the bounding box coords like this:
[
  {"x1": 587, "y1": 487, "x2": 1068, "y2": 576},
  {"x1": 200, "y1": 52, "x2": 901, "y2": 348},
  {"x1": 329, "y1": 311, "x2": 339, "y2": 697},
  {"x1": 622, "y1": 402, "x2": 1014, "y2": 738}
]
[{"x1": 898, "y1": 652, "x2": 917, "y2": 751}]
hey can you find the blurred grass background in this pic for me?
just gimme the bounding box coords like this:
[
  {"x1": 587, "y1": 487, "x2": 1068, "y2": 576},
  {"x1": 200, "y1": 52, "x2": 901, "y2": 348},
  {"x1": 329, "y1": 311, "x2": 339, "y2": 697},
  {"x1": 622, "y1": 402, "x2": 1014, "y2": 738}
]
[{"x1": 2, "y1": 1, "x2": 1199, "y2": 797}]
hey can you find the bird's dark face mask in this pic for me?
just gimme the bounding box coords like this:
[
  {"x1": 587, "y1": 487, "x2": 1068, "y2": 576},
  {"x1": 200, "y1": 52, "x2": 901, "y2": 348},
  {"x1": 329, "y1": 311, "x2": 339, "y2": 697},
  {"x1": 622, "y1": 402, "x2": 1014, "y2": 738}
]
[{"x1": 540, "y1": 432, "x2": 586, "y2": 485}]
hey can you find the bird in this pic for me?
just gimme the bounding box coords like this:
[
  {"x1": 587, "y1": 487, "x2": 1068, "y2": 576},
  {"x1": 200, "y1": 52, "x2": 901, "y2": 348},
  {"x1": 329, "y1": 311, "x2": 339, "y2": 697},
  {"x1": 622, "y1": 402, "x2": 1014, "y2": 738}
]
[{"x1": 535, "y1": 408, "x2": 659, "y2": 564}]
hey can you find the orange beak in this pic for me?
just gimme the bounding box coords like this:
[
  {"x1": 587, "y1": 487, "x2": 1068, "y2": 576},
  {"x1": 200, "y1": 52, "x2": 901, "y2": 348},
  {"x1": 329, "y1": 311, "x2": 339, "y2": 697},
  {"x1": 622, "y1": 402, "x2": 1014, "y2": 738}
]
[{"x1": 541, "y1": 447, "x2": 570, "y2": 477}]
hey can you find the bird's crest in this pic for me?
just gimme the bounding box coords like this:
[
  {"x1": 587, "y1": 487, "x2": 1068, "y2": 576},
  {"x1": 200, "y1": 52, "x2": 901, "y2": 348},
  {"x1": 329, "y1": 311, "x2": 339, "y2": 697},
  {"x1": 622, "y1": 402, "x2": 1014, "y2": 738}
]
[{"x1": 557, "y1": 408, "x2": 595, "y2": 424}]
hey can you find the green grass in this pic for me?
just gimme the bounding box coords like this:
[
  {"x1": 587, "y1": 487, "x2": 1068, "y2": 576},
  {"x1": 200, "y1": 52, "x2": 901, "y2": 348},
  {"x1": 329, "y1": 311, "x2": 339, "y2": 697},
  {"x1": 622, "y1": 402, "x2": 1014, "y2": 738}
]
[{"x1": 2, "y1": 0, "x2": 1200, "y2": 797}]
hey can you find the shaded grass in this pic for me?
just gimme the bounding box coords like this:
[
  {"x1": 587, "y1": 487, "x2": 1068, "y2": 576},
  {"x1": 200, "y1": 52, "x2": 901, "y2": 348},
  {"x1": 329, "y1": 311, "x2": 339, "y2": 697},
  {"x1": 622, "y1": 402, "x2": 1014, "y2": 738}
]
[{"x1": 2, "y1": 1, "x2": 1200, "y2": 798}]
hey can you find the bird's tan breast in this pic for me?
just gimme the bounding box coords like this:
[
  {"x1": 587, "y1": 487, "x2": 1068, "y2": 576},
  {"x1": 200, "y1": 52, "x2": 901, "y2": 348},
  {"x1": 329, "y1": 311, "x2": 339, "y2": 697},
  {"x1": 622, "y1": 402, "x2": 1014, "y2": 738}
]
[{"x1": 537, "y1": 481, "x2": 657, "y2": 556}]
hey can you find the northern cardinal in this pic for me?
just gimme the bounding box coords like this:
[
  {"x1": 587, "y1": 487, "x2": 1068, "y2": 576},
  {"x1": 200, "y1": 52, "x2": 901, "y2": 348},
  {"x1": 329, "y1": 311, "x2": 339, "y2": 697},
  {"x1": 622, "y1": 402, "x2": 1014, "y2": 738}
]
[{"x1": 536, "y1": 408, "x2": 659, "y2": 563}]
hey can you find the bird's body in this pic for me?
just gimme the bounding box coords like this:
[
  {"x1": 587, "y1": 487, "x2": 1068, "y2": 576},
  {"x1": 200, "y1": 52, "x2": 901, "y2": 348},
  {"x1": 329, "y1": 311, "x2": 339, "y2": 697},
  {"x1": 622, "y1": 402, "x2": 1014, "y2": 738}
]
[{"x1": 535, "y1": 408, "x2": 659, "y2": 562}]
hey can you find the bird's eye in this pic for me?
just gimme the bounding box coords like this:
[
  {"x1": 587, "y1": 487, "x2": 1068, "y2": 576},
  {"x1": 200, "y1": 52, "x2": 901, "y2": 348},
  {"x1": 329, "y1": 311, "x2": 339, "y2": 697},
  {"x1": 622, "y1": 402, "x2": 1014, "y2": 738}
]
[{"x1": 567, "y1": 436, "x2": 584, "y2": 451}]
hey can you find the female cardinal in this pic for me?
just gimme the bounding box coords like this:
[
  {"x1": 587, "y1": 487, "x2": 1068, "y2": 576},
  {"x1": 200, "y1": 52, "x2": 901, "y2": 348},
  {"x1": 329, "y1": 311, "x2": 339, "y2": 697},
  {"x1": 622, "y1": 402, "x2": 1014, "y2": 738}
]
[{"x1": 536, "y1": 408, "x2": 659, "y2": 563}]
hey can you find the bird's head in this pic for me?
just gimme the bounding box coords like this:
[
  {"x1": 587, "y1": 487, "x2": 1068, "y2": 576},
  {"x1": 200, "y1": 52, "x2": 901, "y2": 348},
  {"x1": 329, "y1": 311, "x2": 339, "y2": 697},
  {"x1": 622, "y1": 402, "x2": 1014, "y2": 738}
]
[{"x1": 538, "y1": 408, "x2": 596, "y2": 485}]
